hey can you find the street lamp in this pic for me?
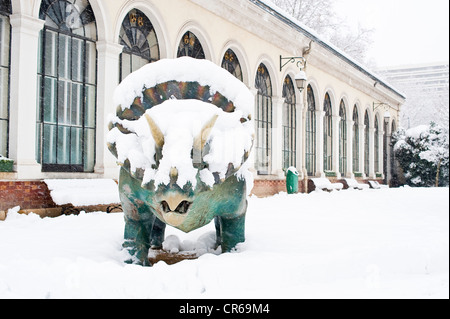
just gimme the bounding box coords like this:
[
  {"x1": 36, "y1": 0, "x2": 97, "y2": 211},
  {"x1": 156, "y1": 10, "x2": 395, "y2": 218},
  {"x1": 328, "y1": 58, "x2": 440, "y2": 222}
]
[
  {"x1": 373, "y1": 102, "x2": 392, "y2": 123},
  {"x1": 383, "y1": 111, "x2": 391, "y2": 123},
  {"x1": 294, "y1": 70, "x2": 307, "y2": 93},
  {"x1": 280, "y1": 55, "x2": 307, "y2": 92}
]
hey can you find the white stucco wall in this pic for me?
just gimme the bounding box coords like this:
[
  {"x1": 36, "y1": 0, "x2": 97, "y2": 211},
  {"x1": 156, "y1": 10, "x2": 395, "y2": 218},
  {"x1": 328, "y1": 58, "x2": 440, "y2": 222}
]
[{"x1": 5, "y1": 0, "x2": 404, "y2": 182}]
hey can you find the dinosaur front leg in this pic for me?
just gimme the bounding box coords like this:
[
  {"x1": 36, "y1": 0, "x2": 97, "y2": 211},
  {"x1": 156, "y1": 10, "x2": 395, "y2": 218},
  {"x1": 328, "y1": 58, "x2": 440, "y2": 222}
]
[
  {"x1": 217, "y1": 213, "x2": 246, "y2": 253},
  {"x1": 149, "y1": 215, "x2": 166, "y2": 249},
  {"x1": 119, "y1": 168, "x2": 162, "y2": 266},
  {"x1": 123, "y1": 217, "x2": 151, "y2": 266}
]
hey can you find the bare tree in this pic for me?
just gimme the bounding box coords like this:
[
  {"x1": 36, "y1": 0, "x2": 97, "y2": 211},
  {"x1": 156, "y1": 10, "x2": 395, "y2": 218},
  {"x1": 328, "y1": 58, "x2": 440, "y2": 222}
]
[
  {"x1": 271, "y1": 0, "x2": 374, "y2": 64},
  {"x1": 271, "y1": 0, "x2": 339, "y2": 34},
  {"x1": 328, "y1": 24, "x2": 374, "y2": 63}
]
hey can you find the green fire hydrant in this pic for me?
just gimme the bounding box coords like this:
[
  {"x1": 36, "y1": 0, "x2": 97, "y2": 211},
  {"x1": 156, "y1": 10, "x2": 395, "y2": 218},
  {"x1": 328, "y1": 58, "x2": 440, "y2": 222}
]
[{"x1": 286, "y1": 167, "x2": 299, "y2": 194}]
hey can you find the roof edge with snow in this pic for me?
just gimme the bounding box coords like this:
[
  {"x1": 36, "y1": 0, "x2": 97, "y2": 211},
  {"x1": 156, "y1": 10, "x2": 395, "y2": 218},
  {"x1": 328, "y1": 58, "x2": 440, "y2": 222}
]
[{"x1": 249, "y1": 0, "x2": 406, "y2": 100}]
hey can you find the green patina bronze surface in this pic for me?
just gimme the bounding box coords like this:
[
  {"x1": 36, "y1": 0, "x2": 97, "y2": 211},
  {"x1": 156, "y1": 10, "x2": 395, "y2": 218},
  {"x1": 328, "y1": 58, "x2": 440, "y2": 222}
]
[
  {"x1": 109, "y1": 78, "x2": 252, "y2": 266},
  {"x1": 119, "y1": 167, "x2": 247, "y2": 266}
]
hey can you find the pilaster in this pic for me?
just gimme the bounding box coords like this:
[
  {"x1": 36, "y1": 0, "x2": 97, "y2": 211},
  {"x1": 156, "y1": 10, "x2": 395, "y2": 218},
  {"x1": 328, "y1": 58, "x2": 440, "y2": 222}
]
[
  {"x1": 95, "y1": 41, "x2": 124, "y2": 179},
  {"x1": 359, "y1": 124, "x2": 366, "y2": 178},
  {"x1": 315, "y1": 109, "x2": 324, "y2": 177},
  {"x1": 369, "y1": 127, "x2": 376, "y2": 178},
  {"x1": 8, "y1": 14, "x2": 45, "y2": 179},
  {"x1": 332, "y1": 114, "x2": 340, "y2": 177},
  {"x1": 271, "y1": 96, "x2": 285, "y2": 178},
  {"x1": 346, "y1": 119, "x2": 354, "y2": 178}
]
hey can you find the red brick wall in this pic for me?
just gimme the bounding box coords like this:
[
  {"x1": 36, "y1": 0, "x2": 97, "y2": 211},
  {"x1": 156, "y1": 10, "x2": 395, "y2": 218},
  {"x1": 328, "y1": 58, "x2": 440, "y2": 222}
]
[
  {"x1": 251, "y1": 179, "x2": 307, "y2": 197},
  {"x1": 0, "y1": 181, "x2": 56, "y2": 211}
]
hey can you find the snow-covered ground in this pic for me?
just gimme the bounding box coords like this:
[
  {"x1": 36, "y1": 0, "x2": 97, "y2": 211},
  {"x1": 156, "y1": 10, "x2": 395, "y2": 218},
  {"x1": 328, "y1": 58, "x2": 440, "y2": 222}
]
[{"x1": 0, "y1": 187, "x2": 448, "y2": 299}]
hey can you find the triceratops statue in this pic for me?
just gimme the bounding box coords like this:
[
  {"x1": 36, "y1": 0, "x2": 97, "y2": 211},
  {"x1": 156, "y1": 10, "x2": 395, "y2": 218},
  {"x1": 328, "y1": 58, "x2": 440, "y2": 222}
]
[{"x1": 107, "y1": 57, "x2": 255, "y2": 266}]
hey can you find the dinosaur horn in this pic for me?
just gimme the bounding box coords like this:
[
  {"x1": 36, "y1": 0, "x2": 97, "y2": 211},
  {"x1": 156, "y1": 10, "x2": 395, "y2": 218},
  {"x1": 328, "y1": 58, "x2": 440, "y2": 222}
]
[
  {"x1": 145, "y1": 113, "x2": 164, "y2": 148},
  {"x1": 194, "y1": 114, "x2": 218, "y2": 151},
  {"x1": 192, "y1": 114, "x2": 218, "y2": 166}
]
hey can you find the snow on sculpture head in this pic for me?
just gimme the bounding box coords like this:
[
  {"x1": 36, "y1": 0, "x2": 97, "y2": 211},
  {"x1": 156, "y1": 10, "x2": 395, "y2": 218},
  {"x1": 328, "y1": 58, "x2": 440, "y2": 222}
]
[{"x1": 107, "y1": 57, "x2": 255, "y2": 196}]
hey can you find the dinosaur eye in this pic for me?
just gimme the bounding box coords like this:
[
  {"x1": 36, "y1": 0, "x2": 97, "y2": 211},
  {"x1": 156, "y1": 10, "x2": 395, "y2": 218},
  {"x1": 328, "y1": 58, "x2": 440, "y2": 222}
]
[
  {"x1": 160, "y1": 201, "x2": 170, "y2": 213},
  {"x1": 175, "y1": 201, "x2": 191, "y2": 214}
]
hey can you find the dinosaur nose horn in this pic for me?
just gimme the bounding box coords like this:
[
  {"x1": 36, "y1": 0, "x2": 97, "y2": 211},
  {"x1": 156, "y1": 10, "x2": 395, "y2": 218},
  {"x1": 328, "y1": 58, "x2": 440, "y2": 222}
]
[{"x1": 169, "y1": 167, "x2": 178, "y2": 184}]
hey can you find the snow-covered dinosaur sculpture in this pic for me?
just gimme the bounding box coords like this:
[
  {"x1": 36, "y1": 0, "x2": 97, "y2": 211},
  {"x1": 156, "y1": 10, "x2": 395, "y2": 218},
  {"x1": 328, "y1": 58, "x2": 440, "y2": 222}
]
[{"x1": 107, "y1": 57, "x2": 254, "y2": 265}]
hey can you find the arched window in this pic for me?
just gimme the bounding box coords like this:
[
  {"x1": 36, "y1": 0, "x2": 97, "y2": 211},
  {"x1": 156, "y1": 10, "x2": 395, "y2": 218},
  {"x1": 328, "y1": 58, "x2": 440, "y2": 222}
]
[
  {"x1": 282, "y1": 76, "x2": 296, "y2": 169},
  {"x1": 306, "y1": 85, "x2": 316, "y2": 176},
  {"x1": 221, "y1": 49, "x2": 243, "y2": 81},
  {"x1": 255, "y1": 63, "x2": 272, "y2": 175},
  {"x1": 352, "y1": 106, "x2": 359, "y2": 173},
  {"x1": 37, "y1": 0, "x2": 97, "y2": 172},
  {"x1": 119, "y1": 9, "x2": 160, "y2": 81},
  {"x1": 390, "y1": 120, "x2": 397, "y2": 182},
  {"x1": 0, "y1": 0, "x2": 11, "y2": 158},
  {"x1": 177, "y1": 31, "x2": 205, "y2": 59},
  {"x1": 391, "y1": 120, "x2": 397, "y2": 135},
  {"x1": 323, "y1": 93, "x2": 333, "y2": 172},
  {"x1": 364, "y1": 110, "x2": 370, "y2": 176},
  {"x1": 339, "y1": 100, "x2": 347, "y2": 176},
  {"x1": 374, "y1": 116, "x2": 380, "y2": 174}
]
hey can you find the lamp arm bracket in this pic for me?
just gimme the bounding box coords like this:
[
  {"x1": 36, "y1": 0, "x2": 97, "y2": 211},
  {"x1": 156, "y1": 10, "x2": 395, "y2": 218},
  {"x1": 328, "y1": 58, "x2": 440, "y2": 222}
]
[
  {"x1": 373, "y1": 102, "x2": 391, "y2": 112},
  {"x1": 280, "y1": 56, "x2": 307, "y2": 72}
]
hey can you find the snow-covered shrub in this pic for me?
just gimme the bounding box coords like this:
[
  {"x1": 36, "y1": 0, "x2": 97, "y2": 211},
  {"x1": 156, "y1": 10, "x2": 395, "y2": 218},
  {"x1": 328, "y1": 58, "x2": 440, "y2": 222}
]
[
  {"x1": 0, "y1": 155, "x2": 13, "y2": 172},
  {"x1": 393, "y1": 122, "x2": 449, "y2": 187}
]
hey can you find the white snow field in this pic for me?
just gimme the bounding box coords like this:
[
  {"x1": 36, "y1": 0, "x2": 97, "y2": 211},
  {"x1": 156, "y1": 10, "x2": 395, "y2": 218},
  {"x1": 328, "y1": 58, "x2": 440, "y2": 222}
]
[{"x1": 0, "y1": 187, "x2": 448, "y2": 299}]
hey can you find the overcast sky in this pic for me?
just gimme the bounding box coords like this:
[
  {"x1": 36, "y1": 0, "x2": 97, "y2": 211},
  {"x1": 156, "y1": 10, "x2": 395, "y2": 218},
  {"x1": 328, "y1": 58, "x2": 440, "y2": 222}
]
[{"x1": 335, "y1": 0, "x2": 449, "y2": 67}]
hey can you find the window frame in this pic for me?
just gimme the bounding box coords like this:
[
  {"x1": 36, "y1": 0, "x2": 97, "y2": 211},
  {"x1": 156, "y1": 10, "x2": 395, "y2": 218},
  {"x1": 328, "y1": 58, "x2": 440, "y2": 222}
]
[
  {"x1": 0, "y1": 1, "x2": 11, "y2": 158},
  {"x1": 339, "y1": 100, "x2": 347, "y2": 176},
  {"x1": 306, "y1": 85, "x2": 316, "y2": 176},
  {"x1": 177, "y1": 31, "x2": 205, "y2": 59},
  {"x1": 364, "y1": 110, "x2": 370, "y2": 176},
  {"x1": 37, "y1": 0, "x2": 98, "y2": 173},
  {"x1": 221, "y1": 49, "x2": 243, "y2": 82},
  {"x1": 255, "y1": 63, "x2": 273, "y2": 175},
  {"x1": 352, "y1": 106, "x2": 359, "y2": 173},
  {"x1": 323, "y1": 93, "x2": 333, "y2": 172},
  {"x1": 282, "y1": 76, "x2": 296, "y2": 170},
  {"x1": 374, "y1": 116, "x2": 380, "y2": 173},
  {"x1": 119, "y1": 8, "x2": 160, "y2": 82}
]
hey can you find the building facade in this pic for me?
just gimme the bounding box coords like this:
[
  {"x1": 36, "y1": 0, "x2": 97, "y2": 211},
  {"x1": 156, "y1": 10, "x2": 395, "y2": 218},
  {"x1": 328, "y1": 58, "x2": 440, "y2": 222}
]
[{"x1": 0, "y1": 0, "x2": 404, "y2": 205}]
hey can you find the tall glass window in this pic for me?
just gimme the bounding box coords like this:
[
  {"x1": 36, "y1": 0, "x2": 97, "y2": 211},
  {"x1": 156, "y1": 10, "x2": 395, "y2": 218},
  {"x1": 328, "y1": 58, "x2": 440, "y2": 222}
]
[
  {"x1": 221, "y1": 49, "x2": 243, "y2": 81},
  {"x1": 177, "y1": 31, "x2": 205, "y2": 59},
  {"x1": 364, "y1": 110, "x2": 370, "y2": 176},
  {"x1": 352, "y1": 106, "x2": 359, "y2": 173},
  {"x1": 339, "y1": 100, "x2": 347, "y2": 176},
  {"x1": 255, "y1": 64, "x2": 272, "y2": 175},
  {"x1": 37, "y1": 0, "x2": 97, "y2": 172},
  {"x1": 0, "y1": 0, "x2": 10, "y2": 158},
  {"x1": 119, "y1": 9, "x2": 159, "y2": 81},
  {"x1": 374, "y1": 116, "x2": 380, "y2": 173},
  {"x1": 323, "y1": 93, "x2": 333, "y2": 172},
  {"x1": 282, "y1": 76, "x2": 296, "y2": 169},
  {"x1": 390, "y1": 120, "x2": 397, "y2": 180},
  {"x1": 306, "y1": 85, "x2": 316, "y2": 176}
]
